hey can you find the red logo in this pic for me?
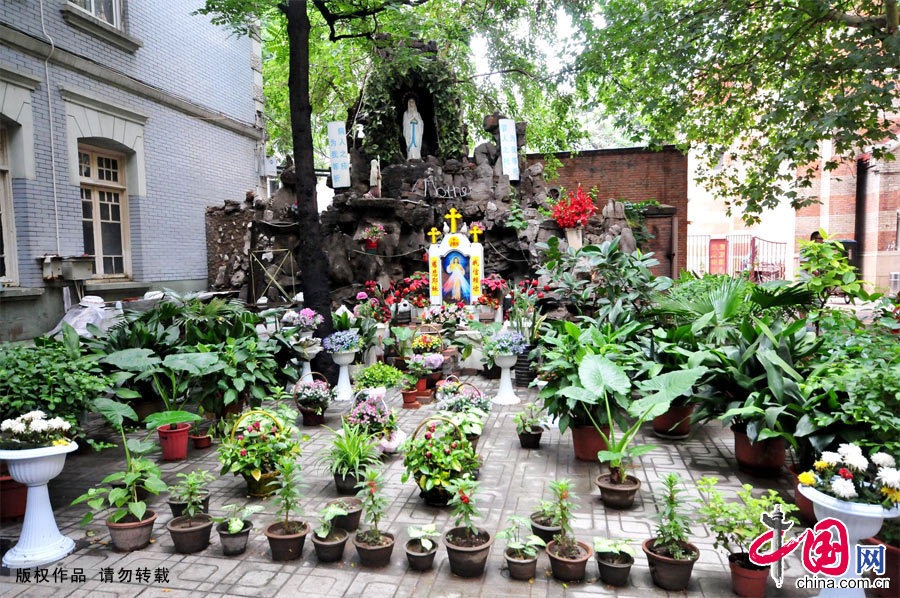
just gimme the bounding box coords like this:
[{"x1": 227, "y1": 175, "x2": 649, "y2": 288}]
[{"x1": 750, "y1": 517, "x2": 850, "y2": 576}]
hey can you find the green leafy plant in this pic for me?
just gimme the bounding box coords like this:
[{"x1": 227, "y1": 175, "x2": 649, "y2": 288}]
[
  {"x1": 383, "y1": 326, "x2": 415, "y2": 358},
  {"x1": 320, "y1": 422, "x2": 380, "y2": 478},
  {"x1": 194, "y1": 336, "x2": 283, "y2": 415},
  {"x1": 401, "y1": 419, "x2": 479, "y2": 495},
  {"x1": 354, "y1": 362, "x2": 405, "y2": 389},
  {"x1": 532, "y1": 499, "x2": 560, "y2": 527},
  {"x1": 315, "y1": 503, "x2": 349, "y2": 539},
  {"x1": 650, "y1": 473, "x2": 696, "y2": 561},
  {"x1": 170, "y1": 470, "x2": 214, "y2": 523},
  {"x1": 799, "y1": 231, "x2": 877, "y2": 314},
  {"x1": 513, "y1": 403, "x2": 546, "y2": 434},
  {"x1": 593, "y1": 537, "x2": 636, "y2": 562},
  {"x1": 498, "y1": 515, "x2": 546, "y2": 559},
  {"x1": 272, "y1": 457, "x2": 305, "y2": 534},
  {"x1": 435, "y1": 409, "x2": 485, "y2": 438},
  {"x1": 407, "y1": 523, "x2": 441, "y2": 552},
  {"x1": 447, "y1": 478, "x2": 481, "y2": 541},
  {"x1": 506, "y1": 196, "x2": 529, "y2": 231},
  {"x1": 218, "y1": 409, "x2": 305, "y2": 483},
  {"x1": 549, "y1": 478, "x2": 580, "y2": 557},
  {"x1": 355, "y1": 467, "x2": 389, "y2": 545},
  {"x1": 213, "y1": 503, "x2": 265, "y2": 534}
]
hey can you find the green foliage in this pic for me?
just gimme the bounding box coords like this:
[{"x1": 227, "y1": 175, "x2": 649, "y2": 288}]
[
  {"x1": 194, "y1": 337, "x2": 284, "y2": 415},
  {"x1": 320, "y1": 422, "x2": 380, "y2": 477},
  {"x1": 217, "y1": 409, "x2": 305, "y2": 480},
  {"x1": 650, "y1": 473, "x2": 696, "y2": 561},
  {"x1": 400, "y1": 418, "x2": 479, "y2": 493},
  {"x1": 170, "y1": 470, "x2": 214, "y2": 522},
  {"x1": 512, "y1": 402, "x2": 546, "y2": 435},
  {"x1": 356, "y1": 467, "x2": 389, "y2": 543},
  {"x1": 315, "y1": 503, "x2": 349, "y2": 539},
  {"x1": 407, "y1": 523, "x2": 441, "y2": 552},
  {"x1": 448, "y1": 478, "x2": 481, "y2": 539},
  {"x1": 799, "y1": 232, "x2": 878, "y2": 313},
  {"x1": 272, "y1": 457, "x2": 305, "y2": 533},
  {"x1": 498, "y1": 515, "x2": 546, "y2": 559},
  {"x1": 354, "y1": 362, "x2": 405, "y2": 389},
  {"x1": 581, "y1": 1, "x2": 900, "y2": 223},
  {"x1": 213, "y1": 503, "x2": 265, "y2": 534},
  {"x1": 505, "y1": 196, "x2": 528, "y2": 232},
  {"x1": 549, "y1": 478, "x2": 579, "y2": 556},
  {"x1": 623, "y1": 199, "x2": 659, "y2": 248},
  {"x1": 593, "y1": 537, "x2": 635, "y2": 558}
]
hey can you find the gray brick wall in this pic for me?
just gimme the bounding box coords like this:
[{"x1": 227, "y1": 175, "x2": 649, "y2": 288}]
[{"x1": 1, "y1": 1, "x2": 260, "y2": 288}]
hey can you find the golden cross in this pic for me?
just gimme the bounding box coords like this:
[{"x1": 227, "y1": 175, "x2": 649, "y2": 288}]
[
  {"x1": 470, "y1": 224, "x2": 483, "y2": 243},
  {"x1": 444, "y1": 208, "x2": 462, "y2": 233},
  {"x1": 427, "y1": 227, "x2": 442, "y2": 244}
]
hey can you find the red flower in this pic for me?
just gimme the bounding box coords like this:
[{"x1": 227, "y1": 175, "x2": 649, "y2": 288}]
[
  {"x1": 240, "y1": 449, "x2": 247, "y2": 456},
  {"x1": 839, "y1": 468, "x2": 854, "y2": 480},
  {"x1": 426, "y1": 452, "x2": 433, "y2": 459},
  {"x1": 561, "y1": 491, "x2": 568, "y2": 499},
  {"x1": 424, "y1": 433, "x2": 431, "y2": 440},
  {"x1": 531, "y1": 279, "x2": 538, "y2": 286},
  {"x1": 461, "y1": 496, "x2": 470, "y2": 504},
  {"x1": 538, "y1": 293, "x2": 544, "y2": 299}
]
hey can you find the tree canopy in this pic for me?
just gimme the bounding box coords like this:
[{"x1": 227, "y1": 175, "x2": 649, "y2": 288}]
[{"x1": 578, "y1": 0, "x2": 900, "y2": 223}]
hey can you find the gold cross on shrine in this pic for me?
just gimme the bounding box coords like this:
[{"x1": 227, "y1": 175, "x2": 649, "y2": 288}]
[
  {"x1": 427, "y1": 227, "x2": 442, "y2": 244},
  {"x1": 469, "y1": 224, "x2": 483, "y2": 243},
  {"x1": 444, "y1": 208, "x2": 462, "y2": 233}
]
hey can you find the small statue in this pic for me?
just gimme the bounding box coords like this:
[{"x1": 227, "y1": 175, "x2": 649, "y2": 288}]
[
  {"x1": 402, "y1": 98, "x2": 423, "y2": 161},
  {"x1": 369, "y1": 158, "x2": 381, "y2": 197}
]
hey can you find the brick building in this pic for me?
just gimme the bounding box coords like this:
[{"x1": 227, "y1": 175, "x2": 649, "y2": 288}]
[
  {"x1": 0, "y1": 0, "x2": 266, "y2": 340},
  {"x1": 527, "y1": 146, "x2": 689, "y2": 276}
]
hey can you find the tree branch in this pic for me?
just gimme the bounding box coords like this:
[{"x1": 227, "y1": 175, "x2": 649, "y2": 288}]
[
  {"x1": 809, "y1": 1, "x2": 886, "y2": 29},
  {"x1": 311, "y1": 0, "x2": 430, "y2": 41}
]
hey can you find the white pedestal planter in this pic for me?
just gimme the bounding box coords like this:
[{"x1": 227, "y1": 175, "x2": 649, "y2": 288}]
[
  {"x1": 798, "y1": 485, "x2": 900, "y2": 598},
  {"x1": 332, "y1": 351, "x2": 357, "y2": 401},
  {"x1": 1, "y1": 442, "x2": 78, "y2": 568},
  {"x1": 300, "y1": 360, "x2": 312, "y2": 382},
  {"x1": 493, "y1": 354, "x2": 520, "y2": 405}
]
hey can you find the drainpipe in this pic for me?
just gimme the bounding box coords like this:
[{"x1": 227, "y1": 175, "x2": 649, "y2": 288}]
[
  {"x1": 39, "y1": 0, "x2": 61, "y2": 255},
  {"x1": 854, "y1": 159, "x2": 868, "y2": 271},
  {"x1": 670, "y1": 216, "x2": 679, "y2": 277}
]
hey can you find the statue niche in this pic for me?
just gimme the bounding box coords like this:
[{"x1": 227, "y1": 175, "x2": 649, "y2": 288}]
[{"x1": 397, "y1": 91, "x2": 437, "y2": 160}]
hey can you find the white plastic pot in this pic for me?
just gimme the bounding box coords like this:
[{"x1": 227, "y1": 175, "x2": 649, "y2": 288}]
[{"x1": 493, "y1": 353, "x2": 520, "y2": 405}]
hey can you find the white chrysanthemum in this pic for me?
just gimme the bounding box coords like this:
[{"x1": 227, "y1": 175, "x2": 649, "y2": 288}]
[
  {"x1": 9, "y1": 420, "x2": 26, "y2": 434},
  {"x1": 46, "y1": 417, "x2": 70, "y2": 431},
  {"x1": 820, "y1": 451, "x2": 842, "y2": 466},
  {"x1": 0, "y1": 418, "x2": 15, "y2": 431},
  {"x1": 872, "y1": 453, "x2": 896, "y2": 468},
  {"x1": 29, "y1": 419, "x2": 49, "y2": 433},
  {"x1": 844, "y1": 452, "x2": 869, "y2": 472},
  {"x1": 830, "y1": 478, "x2": 858, "y2": 500},
  {"x1": 877, "y1": 467, "x2": 900, "y2": 490},
  {"x1": 838, "y1": 443, "x2": 863, "y2": 458},
  {"x1": 21, "y1": 410, "x2": 46, "y2": 421}
]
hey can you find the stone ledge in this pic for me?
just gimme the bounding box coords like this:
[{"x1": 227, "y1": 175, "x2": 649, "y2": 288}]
[
  {"x1": 60, "y1": 5, "x2": 143, "y2": 53},
  {"x1": 83, "y1": 280, "x2": 151, "y2": 293},
  {"x1": 0, "y1": 287, "x2": 45, "y2": 301}
]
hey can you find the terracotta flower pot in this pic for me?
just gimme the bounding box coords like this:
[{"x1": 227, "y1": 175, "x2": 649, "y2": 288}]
[
  {"x1": 0, "y1": 475, "x2": 27, "y2": 520},
  {"x1": 405, "y1": 539, "x2": 438, "y2": 571},
  {"x1": 571, "y1": 425, "x2": 609, "y2": 461},
  {"x1": 168, "y1": 490, "x2": 210, "y2": 518},
  {"x1": 517, "y1": 427, "x2": 542, "y2": 449},
  {"x1": 415, "y1": 377, "x2": 428, "y2": 391},
  {"x1": 505, "y1": 549, "x2": 538, "y2": 581},
  {"x1": 264, "y1": 520, "x2": 309, "y2": 561},
  {"x1": 546, "y1": 540, "x2": 593, "y2": 582},
  {"x1": 312, "y1": 528, "x2": 349, "y2": 562},
  {"x1": 107, "y1": 510, "x2": 158, "y2": 552},
  {"x1": 298, "y1": 406, "x2": 326, "y2": 426},
  {"x1": 217, "y1": 520, "x2": 252, "y2": 556},
  {"x1": 864, "y1": 536, "x2": 899, "y2": 597},
  {"x1": 642, "y1": 538, "x2": 699, "y2": 591},
  {"x1": 729, "y1": 552, "x2": 769, "y2": 598},
  {"x1": 443, "y1": 526, "x2": 493, "y2": 578},
  {"x1": 401, "y1": 389, "x2": 421, "y2": 409},
  {"x1": 166, "y1": 514, "x2": 213, "y2": 554},
  {"x1": 596, "y1": 551, "x2": 633, "y2": 587},
  {"x1": 333, "y1": 472, "x2": 363, "y2": 495},
  {"x1": 242, "y1": 471, "x2": 279, "y2": 497},
  {"x1": 190, "y1": 434, "x2": 212, "y2": 449},
  {"x1": 364, "y1": 239, "x2": 379, "y2": 250},
  {"x1": 788, "y1": 464, "x2": 817, "y2": 525},
  {"x1": 732, "y1": 427, "x2": 786, "y2": 476},
  {"x1": 595, "y1": 473, "x2": 641, "y2": 510},
  {"x1": 328, "y1": 498, "x2": 363, "y2": 532},
  {"x1": 530, "y1": 511, "x2": 561, "y2": 544},
  {"x1": 353, "y1": 531, "x2": 395, "y2": 567},
  {"x1": 652, "y1": 403, "x2": 695, "y2": 439},
  {"x1": 157, "y1": 423, "x2": 191, "y2": 461}
]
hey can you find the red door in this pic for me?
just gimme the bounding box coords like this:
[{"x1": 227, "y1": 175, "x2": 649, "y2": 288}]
[{"x1": 709, "y1": 239, "x2": 728, "y2": 274}]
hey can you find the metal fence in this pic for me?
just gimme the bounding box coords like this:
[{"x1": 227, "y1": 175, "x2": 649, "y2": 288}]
[
  {"x1": 685, "y1": 234, "x2": 787, "y2": 281},
  {"x1": 686, "y1": 235, "x2": 710, "y2": 274}
]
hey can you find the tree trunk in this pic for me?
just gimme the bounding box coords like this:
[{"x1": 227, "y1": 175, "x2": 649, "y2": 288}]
[{"x1": 282, "y1": 0, "x2": 336, "y2": 381}]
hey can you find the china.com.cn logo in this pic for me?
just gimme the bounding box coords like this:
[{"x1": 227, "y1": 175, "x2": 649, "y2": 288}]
[{"x1": 748, "y1": 505, "x2": 887, "y2": 589}]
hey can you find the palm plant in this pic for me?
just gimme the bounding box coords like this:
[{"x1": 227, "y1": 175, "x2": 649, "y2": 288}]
[{"x1": 320, "y1": 422, "x2": 380, "y2": 478}]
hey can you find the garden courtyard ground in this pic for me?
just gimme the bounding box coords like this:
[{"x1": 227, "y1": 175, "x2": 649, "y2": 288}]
[{"x1": 1, "y1": 376, "x2": 813, "y2": 598}]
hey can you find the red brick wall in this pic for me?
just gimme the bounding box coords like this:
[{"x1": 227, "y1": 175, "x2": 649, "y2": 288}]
[{"x1": 526, "y1": 146, "x2": 688, "y2": 275}]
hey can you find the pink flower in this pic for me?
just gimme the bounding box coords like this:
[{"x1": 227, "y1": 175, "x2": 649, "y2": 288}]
[
  {"x1": 237, "y1": 435, "x2": 244, "y2": 441},
  {"x1": 240, "y1": 449, "x2": 247, "y2": 456},
  {"x1": 356, "y1": 292, "x2": 368, "y2": 300}
]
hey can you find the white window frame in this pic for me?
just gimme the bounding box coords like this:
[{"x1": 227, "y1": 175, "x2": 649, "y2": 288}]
[
  {"x1": 79, "y1": 144, "x2": 131, "y2": 278},
  {"x1": 68, "y1": 0, "x2": 122, "y2": 30},
  {"x1": 0, "y1": 122, "x2": 18, "y2": 285}
]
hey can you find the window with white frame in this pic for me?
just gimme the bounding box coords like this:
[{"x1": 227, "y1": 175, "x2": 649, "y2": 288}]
[
  {"x1": 0, "y1": 122, "x2": 18, "y2": 284},
  {"x1": 79, "y1": 145, "x2": 130, "y2": 277},
  {"x1": 69, "y1": 0, "x2": 121, "y2": 29}
]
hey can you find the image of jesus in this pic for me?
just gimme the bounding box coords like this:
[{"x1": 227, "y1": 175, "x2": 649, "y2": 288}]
[{"x1": 442, "y1": 255, "x2": 470, "y2": 302}]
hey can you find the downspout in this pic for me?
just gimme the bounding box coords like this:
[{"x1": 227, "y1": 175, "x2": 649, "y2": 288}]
[
  {"x1": 38, "y1": 0, "x2": 61, "y2": 255},
  {"x1": 854, "y1": 159, "x2": 868, "y2": 271}
]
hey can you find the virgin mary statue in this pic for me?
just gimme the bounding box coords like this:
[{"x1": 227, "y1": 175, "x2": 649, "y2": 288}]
[
  {"x1": 402, "y1": 98, "x2": 424, "y2": 160},
  {"x1": 442, "y1": 256, "x2": 470, "y2": 302}
]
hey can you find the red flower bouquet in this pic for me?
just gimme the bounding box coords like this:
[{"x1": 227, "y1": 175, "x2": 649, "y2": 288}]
[{"x1": 552, "y1": 186, "x2": 596, "y2": 229}]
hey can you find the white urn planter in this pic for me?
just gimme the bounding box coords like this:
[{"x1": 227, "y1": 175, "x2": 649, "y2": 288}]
[
  {"x1": 493, "y1": 354, "x2": 520, "y2": 405},
  {"x1": 331, "y1": 351, "x2": 357, "y2": 401},
  {"x1": 299, "y1": 329, "x2": 314, "y2": 340},
  {"x1": 798, "y1": 485, "x2": 900, "y2": 598},
  {"x1": 1, "y1": 442, "x2": 78, "y2": 568}
]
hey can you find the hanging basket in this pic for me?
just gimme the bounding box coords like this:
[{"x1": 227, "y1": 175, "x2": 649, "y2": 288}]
[
  {"x1": 410, "y1": 416, "x2": 467, "y2": 506},
  {"x1": 229, "y1": 410, "x2": 283, "y2": 497},
  {"x1": 435, "y1": 375, "x2": 483, "y2": 405},
  {"x1": 292, "y1": 372, "x2": 331, "y2": 426},
  {"x1": 345, "y1": 390, "x2": 405, "y2": 454},
  {"x1": 411, "y1": 324, "x2": 444, "y2": 354}
]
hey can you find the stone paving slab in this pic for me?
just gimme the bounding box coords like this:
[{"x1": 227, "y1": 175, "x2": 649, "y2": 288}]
[{"x1": 0, "y1": 376, "x2": 816, "y2": 597}]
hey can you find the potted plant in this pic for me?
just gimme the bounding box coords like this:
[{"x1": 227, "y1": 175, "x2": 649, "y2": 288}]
[
  {"x1": 292, "y1": 376, "x2": 335, "y2": 426},
  {"x1": 189, "y1": 409, "x2": 213, "y2": 449},
  {"x1": 360, "y1": 223, "x2": 386, "y2": 253},
  {"x1": 697, "y1": 476, "x2": 798, "y2": 598},
  {"x1": 401, "y1": 417, "x2": 479, "y2": 506},
  {"x1": 498, "y1": 515, "x2": 546, "y2": 581},
  {"x1": 264, "y1": 457, "x2": 310, "y2": 561},
  {"x1": 344, "y1": 389, "x2": 405, "y2": 454},
  {"x1": 410, "y1": 333, "x2": 442, "y2": 355},
  {"x1": 435, "y1": 380, "x2": 491, "y2": 414},
  {"x1": 509, "y1": 279, "x2": 547, "y2": 387},
  {"x1": 354, "y1": 362, "x2": 405, "y2": 390},
  {"x1": 484, "y1": 329, "x2": 527, "y2": 405},
  {"x1": 167, "y1": 469, "x2": 213, "y2": 518},
  {"x1": 327, "y1": 497, "x2": 363, "y2": 532},
  {"x1": 643, "y1": 473, "x2": 699, "y2": 591},
  {"x1": 399, "y1": 374, "x2": 420, "y2": 409},
  {"x1": 382, "y1": 325, "x2": 414, "y2": 368},
  {"x1": 594, "y1": 537, "x2": 635, "y2": 587},
  {"x1": 323, "y1": 330, "x2": 362, "y2": 402},
  {"x1": 312, "y1": 502, "x2": 351, "y2": 562},
  {"x1": 1, "y1": 410, "x2": 80, "y2": 566},
  {"x1": 436, "y1": 408, "x2": 486, "y2": 452},
  {"x1": 291, "y1": 307, "x2": 324, "y2": 339},
  {"x1": 797, "y1": 444, "x2": 900, "y2": 593},
  {"x1": 405, "y1": 523, "x2": 441, "y2": 571},
  {"x1": 442, "y1": 478, "x2": 493, "y2": 577},
  {"x1": 529, "y1": 499, "x2": 561, "y2": 544},
  {"x1": 71, "y1": 399, "x2": 167, "y2": 554},
  {"x1": 212, "y1": 503, "x2": 264, "y2": 556},
  {"x1": 513, "y1": 403, "x2": 546, "y2": 449},
  {"x1": 553, "y1": 185, "x2": 595, "y2": 250},
  {"x1": 544, "y1": 478, "x2": 592, "y2": 582},
  {"x1": 217, "y1": 408, "x2": 305, "y2": 498},
  {"x1": 165, "y1": 469, "x2": 214, "y2": 554},
  {"x1": 321, "y1": 421, "x2": 380, "y2": 495},
  {"x1": 352, "y1": 467, "x2": 395, "y2": 567}
]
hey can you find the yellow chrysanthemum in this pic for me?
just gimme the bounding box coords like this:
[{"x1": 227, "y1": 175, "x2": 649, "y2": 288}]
[
  {"x1": 813, "y1": 460, "x2": 828, "y2": 472},
  {"x1": 881, "y1": 487, "x2": 900, "y2": 503},
  {"x1": 798, "y1": 471, "x2": 817, "y2": 486}
]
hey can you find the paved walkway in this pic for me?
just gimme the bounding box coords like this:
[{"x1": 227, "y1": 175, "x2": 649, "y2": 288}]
[{"x1": 1, "y1": 376, "x2": 814, "y2": 597}]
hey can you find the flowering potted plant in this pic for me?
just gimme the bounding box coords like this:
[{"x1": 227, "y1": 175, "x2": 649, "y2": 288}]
[
  {"x1": 529, "y1": 499, "x2": 561, "y2": 544},
  {"x1": 399, "y1": 374, "x2": 420, "y2": 409},
  {"x1": 435, "y1": 380, "x2": 490, "y2": 414},
  {"x1": 165, "y1": 469, "x2": 214, "y2": 554},
  {"x1": 264, "y1": 457, "x2": 309, "y2": 561},
  {"x1": 212, "y1": 503, "x2": 264, "y2": 556},
  {"x1": 545, "y1": 478, "x2": 593, "y2": 582},
  {"x1": 797, "y1": 444, "x2": 900, "y2": 593},
  {"x1": 484, "y1": 329, "x2": 527, "y2": 404},
  {"x1": 552, "y1": 185, "x2": 595, "y2": 250},
  {"x1": 401, "y1": 417, "x2": 479, "y2": 506},
  {"x1": 443, "y1": 478, "x2": 494, "y2": 577},
  {"x1": 594, "y1": 537, "x2": 636, "y2": 587},
  {"x1": 390, "y1": 272, "x2": 430, "y2": 319},
  {"x1": 1, "y1": 410, "x2": 79, "y2": 567},
  {"x1": 320, "y1": 421, "x2": 380, "y2": 494},
  {"x1": 312, "y1": 502, "x2": 350, "y2": 562},
  {"x1": 405, "y1": 523, "x2": 441, "y2": 571},
  {"x1": 643, "y1": 473, "x2": 699, "y2": 591},
  {"x1": 217, "y1": 409, "x2": 305, "y2": 497},
  {"x1": 480, "y1": 273, "x2": 508, "y2": 321},
  {"x1": 697, "y1": 476, "x2": 798, "y2": 598},
  {"x1": 284, "y1": 307, "x2": 324, "y2": 338},
  {"x1": 513, "y1": 402, "x2": 547, "y2": 449},
  {"x1": 360, "y1": 223, "x2": 386, "y2": 252},
  {"x1": 323, "y1": 330, "x2": 362, "y2": 401},
  {"x1": 498, "y1": 515, "x2": 546, "y2": 581},
  {"x1": 352, "y1": 467, "x2": 395, "y2": 567},
  {"x1": 292, "y1": 377, "x2": 335, "y2": 426},
  {"x1": 345, "y1": 388, "x2": 405, "y2": 453},
  {"x1": 167, "y1": 469, "x2": 212, "y2": 518}
]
